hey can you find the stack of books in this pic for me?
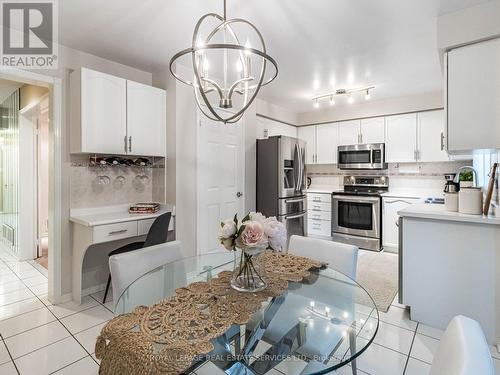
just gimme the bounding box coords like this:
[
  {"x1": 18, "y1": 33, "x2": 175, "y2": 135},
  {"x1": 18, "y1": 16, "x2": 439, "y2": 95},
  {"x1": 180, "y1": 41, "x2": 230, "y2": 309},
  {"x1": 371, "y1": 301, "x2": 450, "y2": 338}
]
[{"x1": 129, "y1": 203, "x2": 160, "y2": 214}]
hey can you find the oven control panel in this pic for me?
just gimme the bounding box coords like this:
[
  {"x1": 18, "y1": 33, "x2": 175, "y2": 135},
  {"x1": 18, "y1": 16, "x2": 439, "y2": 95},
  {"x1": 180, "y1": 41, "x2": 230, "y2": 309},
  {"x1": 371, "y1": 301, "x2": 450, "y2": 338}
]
[{"x1": 343, "y1": 175, "x2": 389, "y2": 188}]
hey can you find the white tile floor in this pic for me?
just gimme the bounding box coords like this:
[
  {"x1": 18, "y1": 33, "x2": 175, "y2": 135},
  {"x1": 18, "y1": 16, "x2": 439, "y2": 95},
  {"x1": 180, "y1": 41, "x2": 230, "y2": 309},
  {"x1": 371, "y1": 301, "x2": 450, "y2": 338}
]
[{"x1": 0, "y1": 244, "x2": 498, "y2": 375}]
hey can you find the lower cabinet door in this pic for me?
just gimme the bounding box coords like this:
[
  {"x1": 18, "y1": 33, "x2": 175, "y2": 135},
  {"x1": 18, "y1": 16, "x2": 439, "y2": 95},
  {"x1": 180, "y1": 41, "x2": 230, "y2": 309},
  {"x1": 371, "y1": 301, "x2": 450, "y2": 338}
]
[
  {"x1": 307, "y1": 219, "x2": 331, "y2": 237},
  {"x1": 383, "y1": 198, "x2": 419, "y2": 248}
]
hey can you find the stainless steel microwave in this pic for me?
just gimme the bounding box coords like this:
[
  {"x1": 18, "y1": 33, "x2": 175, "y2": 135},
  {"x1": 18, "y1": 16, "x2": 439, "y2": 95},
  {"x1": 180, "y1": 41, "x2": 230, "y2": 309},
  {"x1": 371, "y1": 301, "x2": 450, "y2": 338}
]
[{"x1": 338, "y1": 143, "x2": 388, "y2": 170}]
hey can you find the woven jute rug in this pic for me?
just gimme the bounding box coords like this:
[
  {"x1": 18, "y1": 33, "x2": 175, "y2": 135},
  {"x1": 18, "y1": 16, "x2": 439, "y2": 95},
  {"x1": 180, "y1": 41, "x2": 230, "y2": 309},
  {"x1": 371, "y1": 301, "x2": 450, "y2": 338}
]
[
  {"x1": 95, "y1": 251, "x2": 327, "y2": 375},
  {"x1": 356, "y1": 251, "x2": 398, "y2": 313}
]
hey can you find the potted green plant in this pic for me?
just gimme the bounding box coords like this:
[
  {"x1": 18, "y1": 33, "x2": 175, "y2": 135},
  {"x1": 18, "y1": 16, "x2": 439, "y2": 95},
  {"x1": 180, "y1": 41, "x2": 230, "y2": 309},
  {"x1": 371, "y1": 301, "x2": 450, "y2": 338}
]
[{"x1": 459, "y1": 170, "x2": 474, "y2": 188}]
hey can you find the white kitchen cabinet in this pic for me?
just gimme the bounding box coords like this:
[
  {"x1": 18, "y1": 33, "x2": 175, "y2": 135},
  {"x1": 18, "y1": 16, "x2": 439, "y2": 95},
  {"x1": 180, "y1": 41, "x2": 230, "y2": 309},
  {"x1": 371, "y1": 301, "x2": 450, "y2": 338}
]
[
  {"x1": 70, "y1": 67, "x2": 127, "y2": 154},
  {"x1": 127, "y1": 81, "x2": 166, "y2": 157},
  {"x1": 360, "y1": 117, "x2": 385, "y2": 144},
  {"x1": 417, "y1": 110, "x2": 449, "y2": 162},
  {"x1": 385, "y1": 113, "x2": 417, "y2": 163},
  {"x1": 70, "y1": 67, "x2": 167, "y2": 156},
  {"x1": 316, "y1": 123, "x2": 338, "y2": 164},
  {"x1": 307, "y1": 192, "x2": 332, "y2": 238},
  {"x1": 447, "y1": 38, "x2": 500, "y2": 152},
  {"x1": 298, "y1": 126, "x2": 316, "y2": 164},
  {"x1": 256, "y1": 117, "x2": 297, "y2": 139},
  {"x1": 383, "y1": 197, "x2": 419, "y2": 249},
  {"x1": 338, "y1": 120, "x2": 361, "y2": 146}
]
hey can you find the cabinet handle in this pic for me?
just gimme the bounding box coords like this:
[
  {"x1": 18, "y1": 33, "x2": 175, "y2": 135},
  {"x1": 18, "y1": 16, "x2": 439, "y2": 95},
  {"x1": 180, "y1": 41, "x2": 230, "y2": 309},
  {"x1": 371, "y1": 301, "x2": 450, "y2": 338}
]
[
  {"x1": 124, "y1": 136, "x2": 127, "y2": 153},
  {"x1": 440, "y1": 132, "x2": 445, "y2": 151},
  {"x1": 128, "y1": 136, "x2": 132, "y2": 152},
  {"x1": 109, "y1": 229, "x2": 127, "y2": 236}
]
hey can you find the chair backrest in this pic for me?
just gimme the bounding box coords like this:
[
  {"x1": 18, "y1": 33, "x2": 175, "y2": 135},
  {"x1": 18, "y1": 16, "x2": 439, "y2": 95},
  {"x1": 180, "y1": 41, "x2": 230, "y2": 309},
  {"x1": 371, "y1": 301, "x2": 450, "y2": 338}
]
[
  {"x1": 143, "y1": 212, "x2": 171, "y2": 248},
  {"x1": 109, "y1": 240, "x2": 183, "y2": 305},
  {"x1": 288, "y1": 235, "x2": 358, "y2": 279},
  {"x1": 430, "y1": 315, "x2": 494, "y2": 375}
]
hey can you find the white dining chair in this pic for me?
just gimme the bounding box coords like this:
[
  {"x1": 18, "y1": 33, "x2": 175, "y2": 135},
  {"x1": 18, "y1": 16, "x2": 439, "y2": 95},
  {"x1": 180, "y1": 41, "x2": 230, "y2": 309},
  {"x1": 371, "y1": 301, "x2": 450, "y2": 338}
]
[
  {"x1": 288, "y1": 235, "x2": 358, "y2": 278},
  {"x1": 430, "y1": 315, "x2": 494, "y2": 375},
  {"x1": 109, "y1": 240, "x2": 184, "y2": 308}
]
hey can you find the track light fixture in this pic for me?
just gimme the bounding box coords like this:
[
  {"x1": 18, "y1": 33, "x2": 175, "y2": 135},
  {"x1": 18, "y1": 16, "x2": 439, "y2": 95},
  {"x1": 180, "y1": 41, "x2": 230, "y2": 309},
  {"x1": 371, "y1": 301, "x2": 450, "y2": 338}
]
[{"x1": 311, "y1": 86, "x2": 374, "y2": 108}]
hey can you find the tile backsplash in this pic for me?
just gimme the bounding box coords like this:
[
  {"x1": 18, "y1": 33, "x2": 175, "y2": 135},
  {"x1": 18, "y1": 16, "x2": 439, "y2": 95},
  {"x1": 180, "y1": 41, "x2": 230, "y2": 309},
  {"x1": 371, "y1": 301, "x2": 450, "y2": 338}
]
[
  {"x1": 307, "y1": 161, "x2": 472, "y2": 191},
  {"x1": 70, "y1": 155, "x2": 161, "y2": 208}
]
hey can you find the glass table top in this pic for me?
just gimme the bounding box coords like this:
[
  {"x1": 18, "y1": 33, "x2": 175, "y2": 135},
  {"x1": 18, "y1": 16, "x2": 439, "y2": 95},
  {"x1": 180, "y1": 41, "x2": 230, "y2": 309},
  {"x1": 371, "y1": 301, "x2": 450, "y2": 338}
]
[{"x1": 115, "y1": 251, "x2": 379, "y2": 375}]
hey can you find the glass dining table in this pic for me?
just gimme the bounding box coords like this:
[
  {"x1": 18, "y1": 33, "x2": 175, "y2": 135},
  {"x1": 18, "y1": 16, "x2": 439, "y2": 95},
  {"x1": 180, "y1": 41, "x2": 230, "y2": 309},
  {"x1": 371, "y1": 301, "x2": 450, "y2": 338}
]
[{"x1": 114, "y1": 251, "x2": 379, "y2": 375}]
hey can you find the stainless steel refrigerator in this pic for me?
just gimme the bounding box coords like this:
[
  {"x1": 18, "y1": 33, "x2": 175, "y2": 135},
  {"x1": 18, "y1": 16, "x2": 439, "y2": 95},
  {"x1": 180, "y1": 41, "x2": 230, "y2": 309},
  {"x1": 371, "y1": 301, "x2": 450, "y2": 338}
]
[{"x1": 256, "y1": 136, "x2": 307, "y2": 239}]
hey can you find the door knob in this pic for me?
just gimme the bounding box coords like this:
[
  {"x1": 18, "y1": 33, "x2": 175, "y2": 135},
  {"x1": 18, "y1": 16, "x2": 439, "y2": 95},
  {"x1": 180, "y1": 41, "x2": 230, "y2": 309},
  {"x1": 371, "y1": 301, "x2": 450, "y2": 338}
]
[{"x1": 236, "y1": 192, "x2": 243, "y2": 198}]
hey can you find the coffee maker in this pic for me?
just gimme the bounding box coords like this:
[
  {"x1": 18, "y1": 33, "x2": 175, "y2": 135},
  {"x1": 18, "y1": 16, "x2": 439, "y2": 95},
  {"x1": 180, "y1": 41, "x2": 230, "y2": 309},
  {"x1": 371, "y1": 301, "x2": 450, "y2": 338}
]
[{"x1": 444, "y1": 173, "x2": 460, "y2": 193}]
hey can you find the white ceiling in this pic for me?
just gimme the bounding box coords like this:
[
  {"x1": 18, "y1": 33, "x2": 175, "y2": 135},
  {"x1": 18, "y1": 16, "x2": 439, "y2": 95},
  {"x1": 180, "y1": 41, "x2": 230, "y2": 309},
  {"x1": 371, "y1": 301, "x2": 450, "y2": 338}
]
[{"x1": 59, "y1": 0, "x2": 490, "y2": 112}]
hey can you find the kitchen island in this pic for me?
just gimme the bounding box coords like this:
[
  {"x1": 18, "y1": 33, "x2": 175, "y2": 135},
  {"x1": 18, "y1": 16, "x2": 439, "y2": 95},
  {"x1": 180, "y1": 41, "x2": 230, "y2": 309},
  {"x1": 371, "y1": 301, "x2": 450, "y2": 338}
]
[{"x1": 398, "y1": 203, "x2": 500, "y2": 346}]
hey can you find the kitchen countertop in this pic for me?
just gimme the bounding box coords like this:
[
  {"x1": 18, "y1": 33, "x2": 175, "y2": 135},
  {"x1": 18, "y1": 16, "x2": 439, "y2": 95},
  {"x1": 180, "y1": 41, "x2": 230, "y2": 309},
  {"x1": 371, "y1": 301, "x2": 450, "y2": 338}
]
[
  {"x1": 307, "y1": 186, "x2": 444, "y2": 199},
  {"x1": 70, "y1": 203, "x2": 175, "y2": 227},
  {"x1": 381, "y1": 188, "x2": 444, "y2": 199},
  {"x1": 398, "y1": 202, "x2": 500, "y2": 225},
  {"x1": 307, "y1": 185, "x2": 342, "y2": 194}
]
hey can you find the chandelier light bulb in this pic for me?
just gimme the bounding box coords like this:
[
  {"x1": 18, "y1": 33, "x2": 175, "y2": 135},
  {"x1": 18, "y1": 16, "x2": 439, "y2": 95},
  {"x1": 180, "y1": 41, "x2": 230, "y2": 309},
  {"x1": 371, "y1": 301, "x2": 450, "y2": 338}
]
[
  {"x1": 244, "y1": 39, "x2": 252, "y2": 56},
  {"x1": 329, "y1": 96, "x2": 335, "y2": 106},
  {"x1": 365, "y1": 89, "x2": 371, "y2": 100},
  {"x1": 236, "y1": 60, "x2": 243, "y2": 73},
  {"x1": 313, "y1": 99, "x2": 320, "y2": 109}
]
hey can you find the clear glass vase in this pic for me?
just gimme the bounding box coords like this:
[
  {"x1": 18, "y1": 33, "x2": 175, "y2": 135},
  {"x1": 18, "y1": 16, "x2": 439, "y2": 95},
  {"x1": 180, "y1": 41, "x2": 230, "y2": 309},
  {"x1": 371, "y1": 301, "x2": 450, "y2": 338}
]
[{"x1": 231, "y1": 247, "x2": 267, "y2": 292}]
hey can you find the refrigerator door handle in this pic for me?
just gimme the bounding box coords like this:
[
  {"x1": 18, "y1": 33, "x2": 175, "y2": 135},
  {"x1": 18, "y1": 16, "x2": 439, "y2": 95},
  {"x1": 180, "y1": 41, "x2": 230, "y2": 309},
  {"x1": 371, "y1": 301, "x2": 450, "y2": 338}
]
[
  {"x1": 284, "y1": 212, "x2": 307, "y2": 220},
  {"x1": 294, "y1": 143, "x2": 300, "y2": 192}
]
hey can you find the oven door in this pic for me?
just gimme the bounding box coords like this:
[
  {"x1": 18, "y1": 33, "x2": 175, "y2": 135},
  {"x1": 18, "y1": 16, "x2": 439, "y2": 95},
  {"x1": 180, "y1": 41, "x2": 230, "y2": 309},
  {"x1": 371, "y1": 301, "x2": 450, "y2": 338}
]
[{"x1": 332, "y1": 195, "x2": 380, "y2": 238}]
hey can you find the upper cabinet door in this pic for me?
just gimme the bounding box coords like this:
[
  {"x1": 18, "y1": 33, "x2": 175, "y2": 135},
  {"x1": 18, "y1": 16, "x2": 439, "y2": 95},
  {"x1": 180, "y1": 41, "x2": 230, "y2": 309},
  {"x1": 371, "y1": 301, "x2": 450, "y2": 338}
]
[
  {"x1": 447, "y1": 38, "x2": 500, "y2": 152},
  {"x1": 316, "y1": 123, "x2": 338, "y2": 164},
  {"x1": 417, "y1": 110, "x2": 449, "y2": 162},
  {"x1": 338, "y1": 120, "x2": 361, "y2": 146},
  {"x1": 79, "y1": 68, "x2": 127, "y2": 154},
  {"x1": 385, "y1": 113, "x2": 417, "y2": 163},
  {"x1": 360, "y1": 117, "x2": 385, "y2": 144},
  {"x1": 127, "y1": 81, "x2": 166, "y2": 157},
  {"x1": 297, "y1": 126, "x2": 316, "y2": 164}
]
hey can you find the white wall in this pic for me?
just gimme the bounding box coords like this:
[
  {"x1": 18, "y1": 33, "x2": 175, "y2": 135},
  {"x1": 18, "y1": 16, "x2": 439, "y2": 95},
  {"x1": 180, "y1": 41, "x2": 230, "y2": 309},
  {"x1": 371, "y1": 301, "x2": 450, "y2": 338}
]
[
  {"x1": 297, "y1": 91, "x2": 443, "y2": 126},
  {"x1": 24, "y1": 43, "x2": 154, "y2": 299},
  {"x1": 437, "y1": 0, "x2": 500, "y2": 54},
  {"x1": 256, "y1": 99, "x2": 299, "y2": 125}
]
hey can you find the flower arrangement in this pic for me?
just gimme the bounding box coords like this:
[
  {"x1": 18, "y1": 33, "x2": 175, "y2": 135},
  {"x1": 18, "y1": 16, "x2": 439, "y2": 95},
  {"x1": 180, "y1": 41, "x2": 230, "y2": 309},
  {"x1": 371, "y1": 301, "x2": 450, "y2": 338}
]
[
  {"x1": 219, "y1": 212, "x2": 287, "y2": 252},
  {"x1": 219, "y1": 212, "x2": 287, "y2": 292}
]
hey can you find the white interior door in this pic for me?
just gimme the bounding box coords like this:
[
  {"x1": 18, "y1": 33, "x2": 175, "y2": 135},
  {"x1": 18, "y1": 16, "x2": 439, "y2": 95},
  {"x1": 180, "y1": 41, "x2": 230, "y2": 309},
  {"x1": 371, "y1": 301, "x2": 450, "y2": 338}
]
[{"x1": 197, "y1": 115, "x2": 245, "y2": 255}]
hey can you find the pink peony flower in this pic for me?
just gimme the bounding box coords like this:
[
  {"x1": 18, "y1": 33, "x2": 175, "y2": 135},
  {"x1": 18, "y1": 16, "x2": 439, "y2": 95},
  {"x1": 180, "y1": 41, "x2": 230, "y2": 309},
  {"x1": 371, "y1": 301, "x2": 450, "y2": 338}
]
[{"x1": 236, "y1": 220, "x2": 268, "y2": 250}]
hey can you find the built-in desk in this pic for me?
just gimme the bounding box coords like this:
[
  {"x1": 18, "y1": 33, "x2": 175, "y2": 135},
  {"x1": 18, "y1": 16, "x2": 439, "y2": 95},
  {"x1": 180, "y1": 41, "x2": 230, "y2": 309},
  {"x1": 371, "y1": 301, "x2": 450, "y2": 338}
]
[{"x1": 70, "y1": 204, "x2": 175, "y2": 304}]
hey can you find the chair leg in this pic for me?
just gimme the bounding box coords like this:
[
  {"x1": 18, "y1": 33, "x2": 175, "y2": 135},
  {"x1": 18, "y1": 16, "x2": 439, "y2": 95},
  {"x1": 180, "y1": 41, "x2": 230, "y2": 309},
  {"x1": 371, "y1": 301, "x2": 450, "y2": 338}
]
[{"x1": 103, "y1": 275, "x2": 111, "y2": 303}]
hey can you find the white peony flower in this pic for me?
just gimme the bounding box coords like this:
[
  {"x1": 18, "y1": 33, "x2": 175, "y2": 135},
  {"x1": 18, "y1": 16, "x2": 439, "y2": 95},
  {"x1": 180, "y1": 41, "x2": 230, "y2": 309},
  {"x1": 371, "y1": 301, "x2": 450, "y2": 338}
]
[
  {"x1": 249, "y1": 212, "x2": 266, "y2": 225},
  {"x1": 265, "y1": 217, "x2": 287, "y2": 251},
  {"x1": 219, "y1": 220, "x2": 237, "y2": 239}
]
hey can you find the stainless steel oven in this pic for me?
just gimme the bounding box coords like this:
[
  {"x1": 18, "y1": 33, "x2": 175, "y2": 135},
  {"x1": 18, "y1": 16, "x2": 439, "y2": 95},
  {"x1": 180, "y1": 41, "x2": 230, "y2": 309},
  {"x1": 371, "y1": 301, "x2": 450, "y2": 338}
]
[
  {"x1": 331, "y1": 194, "x2": 383, "y2": 251},
  {"x1": 338, "y1": 143, "x2": 387, "y2": 170}
]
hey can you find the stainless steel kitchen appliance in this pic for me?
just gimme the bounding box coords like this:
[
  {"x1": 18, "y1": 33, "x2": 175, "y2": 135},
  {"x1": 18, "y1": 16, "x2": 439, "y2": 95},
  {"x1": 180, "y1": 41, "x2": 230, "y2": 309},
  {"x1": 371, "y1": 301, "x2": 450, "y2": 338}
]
[
  {"x1": 338, "y1": 143, "x2": 388, "y2": 170},
  {"x1": 257, "y1": 136, "x2": 307, "y2": 238},
  {"x1": 331, "y1": 175, "x2": 389, "y2": 251}
]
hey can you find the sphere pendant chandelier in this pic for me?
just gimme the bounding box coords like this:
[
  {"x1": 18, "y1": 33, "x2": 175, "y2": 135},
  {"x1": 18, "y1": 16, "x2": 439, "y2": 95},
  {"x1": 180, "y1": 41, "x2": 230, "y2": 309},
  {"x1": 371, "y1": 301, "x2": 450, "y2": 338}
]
[{"x1": 169, "y1": 0, "x2": 278, "y2": 124}]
